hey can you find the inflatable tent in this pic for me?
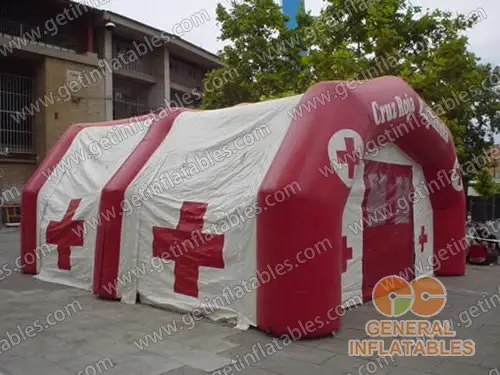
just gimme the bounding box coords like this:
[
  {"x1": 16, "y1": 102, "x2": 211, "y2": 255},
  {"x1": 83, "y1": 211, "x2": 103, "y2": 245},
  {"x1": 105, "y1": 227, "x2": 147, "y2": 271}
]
[{"x1": 21, "y1": 76, "x2": 466, "y2": 337}]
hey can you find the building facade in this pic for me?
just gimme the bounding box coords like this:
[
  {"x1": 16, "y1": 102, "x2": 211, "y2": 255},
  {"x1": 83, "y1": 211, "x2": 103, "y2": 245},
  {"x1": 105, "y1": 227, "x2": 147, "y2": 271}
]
[{"x1": 0, "y1": 0, "x2": 220, "y2": 206}]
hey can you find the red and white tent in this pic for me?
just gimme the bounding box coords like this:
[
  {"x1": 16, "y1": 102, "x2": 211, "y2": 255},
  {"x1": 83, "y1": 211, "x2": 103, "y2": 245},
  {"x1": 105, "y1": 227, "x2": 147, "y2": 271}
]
[{"x1": 21, "y1": 76, "x2": 465, "y2": 337}]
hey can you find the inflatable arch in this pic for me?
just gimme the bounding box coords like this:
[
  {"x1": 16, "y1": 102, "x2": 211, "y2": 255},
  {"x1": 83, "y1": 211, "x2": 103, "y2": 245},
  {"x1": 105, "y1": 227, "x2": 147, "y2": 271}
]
[{"x1": 21, "y1": 76, "x2": 465, "y2": 338}]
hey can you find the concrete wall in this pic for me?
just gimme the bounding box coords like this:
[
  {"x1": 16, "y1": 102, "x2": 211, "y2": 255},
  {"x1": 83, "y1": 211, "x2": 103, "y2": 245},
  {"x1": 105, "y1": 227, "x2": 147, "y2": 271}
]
[
  {"x1": 43, "y1": 57, "x2": 106, "y2": 153},
  {"x1": 0, "y1": 56, "x2": 106, "y2": 197},
  {"x1": 0, "y1": 163, "x2": 35, "y2": 203},
  {"x1": 147, "y1": 48, "x2": 170, "y2": 109}
]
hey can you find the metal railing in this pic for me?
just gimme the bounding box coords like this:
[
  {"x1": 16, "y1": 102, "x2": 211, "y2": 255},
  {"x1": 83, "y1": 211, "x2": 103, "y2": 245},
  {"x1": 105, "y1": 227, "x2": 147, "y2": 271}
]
[
  {"x1": 113, "y1": 81, "x2": 151, "y2": 119},
  {"x1": 170, "y1": 58, "x2": 204, "y2": 89},
  {"x1": 112, "y1": 38, "x2": 155, "y2": 76},
  {"x1": 113, "y1": 99, "x2": 150, "y2": 120},
  {"x1": 0, "y1": 72, "x2": 35, "y2": 154},
  {"x1": 0, "y1": 17, "x2": 78, "y2": 53}
]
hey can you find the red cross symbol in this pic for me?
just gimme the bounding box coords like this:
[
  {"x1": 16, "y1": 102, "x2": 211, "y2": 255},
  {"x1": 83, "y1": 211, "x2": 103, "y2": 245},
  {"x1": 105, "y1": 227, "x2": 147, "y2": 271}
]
[
  {"x1": 46, "y1": 199, "x2": 84, "y2": 271},
  {"x1": 418, "y1": 226, "x2": 428, "y2": 253},
  {"x1": 152, "y1": 202, "x2": 225, "y2": 298},
  {"x1": 336, "y1": 137, "x2": 359, "y2": 179},
  {"x1": 341, "y1": 235, "x2": 353, "y2": 273}
]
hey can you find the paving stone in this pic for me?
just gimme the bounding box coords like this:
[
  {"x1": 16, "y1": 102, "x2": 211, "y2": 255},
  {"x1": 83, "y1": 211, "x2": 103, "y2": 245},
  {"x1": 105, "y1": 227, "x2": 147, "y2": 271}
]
[
  {"x1": 166, "y1": 365, "x2": 277, "y2": 375},
  {"x1": 211, "y1": 364, "x2": 280, "y2": 375},
  {"x1": 333, "y1": 327, "x2": 370, "y2": 342},
  {"x1": 93, "y1": 363, "x2": 139, "y2": 375},
  {"x1": 6, "y1": 335, "x2": 68, "y2": 360},
  {"x1": 480, "y1": 354, "x2": 500, "y2": 369},
  {"x1": 0, "y1": 346, "x2": 25, "y2": 363},
  {"x1": 85, "y1": 337, "x2": 143, "y2": 359},
  {"x1": 274, "y1": 342, "x2": 335, "y2": 364},
  {"x1": 2, "y1": 229, "x2": 500, "y2": 375},
  {"x1": 114, "y1": 351, "x2": 184, "y2": 375},
  {"x1": 383, "y1": 367, "x2": 432, "y2": 375},
  {"x1": 57, "y1": 352, "x2": 110, "y2": 373},
  {"x1": 442, "y1": 335, "x2": 497, "y2": 366},
  {"x1": 433, "y1": 360, "x2": 493, "y2": 375},
  {"x1": 43, "y1": 341, "x2": 98, "y2": 363},
  {"x1": 354, "y1": 356, "x2": 398, "y2": 374},
  {"x1": 164, "y1": 366, "x2": 208, "y2": 375},
  {"x1": 254, "y1": 355, "x2": 333, "y2": 375},
  {"x1": 187, "y1": 338, "x2": 240, "y2": 354},
  {"x1": 2, "y1": 357, "x2": 72, "y2": 375},
  {"x1": 320, "y1": 354, "x2": 378, "y2": 375},
  {"x1": 138, "y1": 338, "x2": 194, "y2": 355},
  {"x1": 224, "y1": 329, "x2": 273, "y2": 347},
  {"x1": 169, "y1": 349, "x2": 235, "y2": 372},
  {"x1": 218, "y1": 342, "x2": 263, "y2": 359},
  {"x1": 302, "y1": 335, "x2": 352, "y2": 354},
  {"x1": 390, "y1": 355, "x2": 444, "y2": 372},
  {"x1": 220, "y1": 337, "x2": 323, "y2": 365}
]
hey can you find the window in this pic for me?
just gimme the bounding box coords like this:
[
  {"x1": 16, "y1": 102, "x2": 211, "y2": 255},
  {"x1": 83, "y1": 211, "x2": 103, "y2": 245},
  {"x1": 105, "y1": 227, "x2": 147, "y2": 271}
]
[
  {"x1": 113, "y1": 78, "x2": 151, "y2": 120},
  {"x1": 170, "y1": 56, "x2": 204, "y2": 86},
  {"x1": 0, "y1": 72, "x2": 34, "y2": 154},
  {"x1": 112, "y1": 38, "x2": 152, "y2": 75}
]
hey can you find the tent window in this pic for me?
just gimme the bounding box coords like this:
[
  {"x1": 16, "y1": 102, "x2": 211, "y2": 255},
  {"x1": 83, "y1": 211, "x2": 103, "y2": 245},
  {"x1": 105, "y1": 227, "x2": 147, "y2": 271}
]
[
  {"x1": 366, "y1": 172, "x2": 388, "y2": 226},
  {"x1": 395, "y1": 176, "x2": 411, "y2": 224}
]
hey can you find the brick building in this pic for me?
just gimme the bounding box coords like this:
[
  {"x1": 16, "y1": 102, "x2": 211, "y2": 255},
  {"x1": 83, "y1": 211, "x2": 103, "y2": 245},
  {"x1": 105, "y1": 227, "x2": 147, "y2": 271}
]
[{"x1": 0, "y1": 0, "x2": 221, "y2": 211}]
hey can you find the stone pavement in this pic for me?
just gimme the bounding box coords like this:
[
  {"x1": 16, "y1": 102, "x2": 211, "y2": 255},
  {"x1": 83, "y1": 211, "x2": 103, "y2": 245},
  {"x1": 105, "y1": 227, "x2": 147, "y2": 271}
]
[{"x1": 0, "y1": 229, "x2": 499, "y2": 375}]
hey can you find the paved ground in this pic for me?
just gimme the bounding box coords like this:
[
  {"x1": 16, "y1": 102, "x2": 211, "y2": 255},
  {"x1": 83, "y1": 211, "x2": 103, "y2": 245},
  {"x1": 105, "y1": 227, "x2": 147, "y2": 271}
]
[{"x1": 0, "y1": 229, "x2": 499, "y2": 375}]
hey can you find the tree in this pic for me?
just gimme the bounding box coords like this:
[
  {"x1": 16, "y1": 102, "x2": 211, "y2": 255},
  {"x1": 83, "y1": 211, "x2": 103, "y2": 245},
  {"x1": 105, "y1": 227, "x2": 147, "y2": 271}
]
[
  {"x1": 472, "y1": 168, "x2": 500, "y2": 197},
  {"x1": 308, "y1": 0, "x2": 500, "y2": 192},
  {"x1": 201, "y1": 0, "x2": 313, "y2": 109},
  {"x1": 202, "y1": 0, "x2": 500, "y2": 184}
]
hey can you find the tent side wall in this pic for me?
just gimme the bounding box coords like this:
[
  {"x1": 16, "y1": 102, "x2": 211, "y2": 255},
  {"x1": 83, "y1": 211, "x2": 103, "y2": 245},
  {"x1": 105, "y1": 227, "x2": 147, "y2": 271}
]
[
  {"x1": 21, "y1": 124, "x2": 86, "y2": 274},
  {"x1": 257, "y1": 76, "x2": 465, "y2": 337},
  {"x1": 93, "y1": 109, "x2": 186, "y2": 297},
  {"x1": 20, "y1": 115, "x2": 161, "y2": 275}
]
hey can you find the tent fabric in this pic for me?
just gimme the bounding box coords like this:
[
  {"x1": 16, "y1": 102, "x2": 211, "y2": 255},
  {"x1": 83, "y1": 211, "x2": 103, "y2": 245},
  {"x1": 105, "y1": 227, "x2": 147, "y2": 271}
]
[
  {"x1": 108, "y1": 97, "x2": 302, "y2": 329},
  {"x1": 21, "y1": 113, "x2": 182, "y2": 282},
  {"x1": 21, "y1": 76, "x2": 466, "y2": 338}
]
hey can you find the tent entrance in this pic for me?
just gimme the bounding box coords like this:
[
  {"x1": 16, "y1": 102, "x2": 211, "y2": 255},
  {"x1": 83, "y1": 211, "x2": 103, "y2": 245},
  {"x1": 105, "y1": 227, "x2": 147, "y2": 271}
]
[{"x1": 361, "y1": 161, "x2": 414, "y2": 299}]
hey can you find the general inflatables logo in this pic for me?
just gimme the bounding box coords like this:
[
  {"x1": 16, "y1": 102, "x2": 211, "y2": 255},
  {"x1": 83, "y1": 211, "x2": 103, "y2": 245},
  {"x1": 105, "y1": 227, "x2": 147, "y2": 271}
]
[
  {"x1": 372, "y1": 275, "x2": 447, "y2": 318},
  {"x1": 349, "y1": 275, "x2": 475, "y2": 357}
]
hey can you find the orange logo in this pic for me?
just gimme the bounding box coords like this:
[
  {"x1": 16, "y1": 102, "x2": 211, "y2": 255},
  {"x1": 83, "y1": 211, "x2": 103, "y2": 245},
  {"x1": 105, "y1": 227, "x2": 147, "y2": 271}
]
[{"x1": 372, "y1": 275, "x2": 447, "y2": 318}]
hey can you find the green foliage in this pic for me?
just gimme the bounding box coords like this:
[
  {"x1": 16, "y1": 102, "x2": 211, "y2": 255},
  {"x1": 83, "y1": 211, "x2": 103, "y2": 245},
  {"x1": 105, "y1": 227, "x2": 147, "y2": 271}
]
[
  {"x1": 259, "y1": 90, "x2": 297, "y2": 101},
  {"x1": 200, "y1": 0, "x2": 313, "y2": 109},
  {"x1": 201, "y1": 0, "x2": 500, "y2": 172},
  {"x1": 309, "y1": 0, "x2": 500, "y2": 175},
  {"x1": 472, "y1": 168, "x2": 500, "y2": 196}
]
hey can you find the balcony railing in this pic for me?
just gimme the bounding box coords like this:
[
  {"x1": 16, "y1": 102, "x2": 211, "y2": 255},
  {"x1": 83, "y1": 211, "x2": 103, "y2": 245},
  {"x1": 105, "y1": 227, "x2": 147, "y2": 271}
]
[
  {"x1": 170, "y1": 58, "x2": 204, "y2": 90},
  {"x1": 0, "y1": 18, "x2": 78, "y2": 54},
  {"x1": 112, "y1": 54, "x2": 155, "y2": 76},
  {"x1": 112, "y1": 39, "x2": 155, "y2": 76}
]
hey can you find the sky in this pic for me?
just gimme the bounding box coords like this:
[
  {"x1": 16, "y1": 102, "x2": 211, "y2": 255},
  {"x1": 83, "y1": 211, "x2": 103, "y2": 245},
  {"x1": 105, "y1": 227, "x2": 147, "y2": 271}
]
[{"x1": 87, "y1": 0, "x2": 500, "y2": 65}]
